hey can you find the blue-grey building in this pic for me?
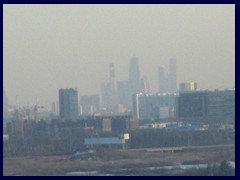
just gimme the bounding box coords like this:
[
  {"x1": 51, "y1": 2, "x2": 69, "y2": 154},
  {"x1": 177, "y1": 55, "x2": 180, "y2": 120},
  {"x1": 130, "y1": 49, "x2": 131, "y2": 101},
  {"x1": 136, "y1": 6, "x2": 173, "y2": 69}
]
[
  {"x1": 132, "y1": 93, "x2": 177, "y2": 121},
  {"x1": 59, "y1": 88, "x2": 79, "y2": 120},
  {"x1": 176, "y1": 90, "x2": 235, "y2": 123}
]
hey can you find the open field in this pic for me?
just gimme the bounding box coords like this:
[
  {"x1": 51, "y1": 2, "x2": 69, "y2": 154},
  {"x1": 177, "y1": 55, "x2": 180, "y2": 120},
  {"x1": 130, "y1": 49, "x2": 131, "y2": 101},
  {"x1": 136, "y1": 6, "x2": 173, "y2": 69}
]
[{"x1": 3, "y1": 144, "x2": 235, "y2": 176}]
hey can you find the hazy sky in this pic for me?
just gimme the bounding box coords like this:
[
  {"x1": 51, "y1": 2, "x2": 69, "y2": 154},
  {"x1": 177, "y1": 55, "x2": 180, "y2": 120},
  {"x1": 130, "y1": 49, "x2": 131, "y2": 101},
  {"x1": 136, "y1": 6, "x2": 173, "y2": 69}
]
[{"x1": 3, "y1": 4, "x2": 235, "y2": 106}]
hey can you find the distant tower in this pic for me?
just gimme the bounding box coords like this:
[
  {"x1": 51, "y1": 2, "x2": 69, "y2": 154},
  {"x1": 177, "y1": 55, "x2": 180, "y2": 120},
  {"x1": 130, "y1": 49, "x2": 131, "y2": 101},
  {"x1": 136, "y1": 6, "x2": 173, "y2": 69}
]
[
  {"x1": 109, "y1": 64, "x2": 117, "y2": 112},
  {"x1": 158, "y1": 66, "x2": 168, "y2": 93},
  {"x1": 129, "y1": 57, "x2": 142, "y2": 96},
  {"x1": 100, "y1": 64, "x2": 117, "y2": 113},
  {"x1": 59, "y1": 88, "x2": 79, "y2": 120},
  {"x1": 169, "y1": 58, "x2": 177, "y2": 93},
  {"x1": 109, "y1": 63, "x2": 115, "y2": 89},
  {"x1": 80, "y1": 95, "x2": 100, "y2": 115},
  {"x1": 117, "y1": 81, "x2": 130, "y2": 109},
  {"x1": 129, "y1": 57, "x2": 140, "y2": 83}
]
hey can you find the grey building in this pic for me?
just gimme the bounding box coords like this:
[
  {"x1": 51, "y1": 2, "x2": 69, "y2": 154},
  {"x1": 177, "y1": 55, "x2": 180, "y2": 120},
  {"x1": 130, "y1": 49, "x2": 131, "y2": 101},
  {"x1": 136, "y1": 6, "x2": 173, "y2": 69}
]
[
  {"x1": 132, "y1": 93, "x2": 177, "y2": 121},
  {"x1": 117, "y1": 81, "x2": 130, "y2": 109},
  {"x1": 128, "y1": 57, "x2": 143, "y2": 95},
  {"x1": 169, "y1": 58, "x2": 177, "y2": 93},
  {"x1": 158, "y1": 66, "x2": 168, "y2": 93},
  {"x1": 158, "y1": 58, "x2": 177, "y2": 93},
  {"x1": 177, "y1": 90, "x2": 235, "y2": 122},
  {"x1": 59, "y1": 88, "x2": 79, "y2": 120},
  {"x1": 80, "y1": 94, "x2": 100, "y2": 115},
  {"x1": 101, "y1": 64, "x2": 117, "y2": 113}
]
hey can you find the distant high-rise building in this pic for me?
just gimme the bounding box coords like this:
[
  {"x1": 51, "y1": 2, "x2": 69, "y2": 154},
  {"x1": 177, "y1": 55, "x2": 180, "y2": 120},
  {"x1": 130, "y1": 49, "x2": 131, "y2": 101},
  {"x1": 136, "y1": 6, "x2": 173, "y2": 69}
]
[
  {"x1": 169, "y1": 58, "x2": 177, "y2": 93},
  {"x1": 129, "y1": 57, "x2": 140, "y2": 83},
  {"x1": 128, "y1": 57, "x2": 143, "y2": 100},
  {"x1": 109, "y1": 63, "x2": 115, "y2": 89},
  {"x1": 158, "y1": 58, "x2": 177, "y2": 93},
  {"x1": 179, "y1": 82, "x2": 197, "y2": 92},
  {"x1": 158, "y1": 66, "x2": 168, "y2": 93},
  {"x1": 108, "y1": 64, "x2": 117, "y2": 110},
  {"x1": 59, "y1": 88, "x2": 79, "y2": 120},
  {"x1": 117, "y1": 81, "x2": 130, "y2": 109},
  {"x1": 80, "y1": 94, "x2": 100, "y2": 115},
  {"x1": 100, "y1": 64, "x2": 117, "y2": 113}
]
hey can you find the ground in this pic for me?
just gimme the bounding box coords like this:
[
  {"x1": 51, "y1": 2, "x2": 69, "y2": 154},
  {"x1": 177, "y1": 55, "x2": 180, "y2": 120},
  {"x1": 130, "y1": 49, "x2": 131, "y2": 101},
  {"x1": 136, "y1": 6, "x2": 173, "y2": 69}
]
[{"x1": 3, "y1": 144, "x2": 235, "y2": 176}]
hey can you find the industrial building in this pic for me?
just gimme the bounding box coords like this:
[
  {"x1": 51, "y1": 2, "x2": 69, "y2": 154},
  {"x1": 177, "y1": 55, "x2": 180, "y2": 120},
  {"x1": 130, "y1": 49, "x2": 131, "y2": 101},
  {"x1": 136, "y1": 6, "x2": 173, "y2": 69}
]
[
  {"x1": 176, "y1": 90, "x2": 235, "y2": 123},
  {"x1": 132, "y1": 93, "x2": 177, "y2": 121}
]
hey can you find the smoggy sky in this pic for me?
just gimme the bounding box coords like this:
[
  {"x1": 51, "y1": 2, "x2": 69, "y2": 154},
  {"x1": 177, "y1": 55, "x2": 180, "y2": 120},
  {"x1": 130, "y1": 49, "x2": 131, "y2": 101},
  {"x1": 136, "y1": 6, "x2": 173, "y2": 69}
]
[{"x1": 3, "y1": 4, "x2": 235, "y2": 106}]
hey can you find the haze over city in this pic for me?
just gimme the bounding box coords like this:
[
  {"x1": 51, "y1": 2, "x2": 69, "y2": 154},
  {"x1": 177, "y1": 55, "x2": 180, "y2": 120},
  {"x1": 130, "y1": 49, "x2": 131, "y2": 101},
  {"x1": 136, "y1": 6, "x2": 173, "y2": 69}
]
[{"x1": 3, "y1": 4, "x2": 235, "y2": 106}]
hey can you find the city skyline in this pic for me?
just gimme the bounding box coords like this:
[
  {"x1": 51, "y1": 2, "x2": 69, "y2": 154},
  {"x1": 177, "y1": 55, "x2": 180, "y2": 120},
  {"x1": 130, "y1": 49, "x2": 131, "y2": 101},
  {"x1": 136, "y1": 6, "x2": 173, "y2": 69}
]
[{"x1": 3, "y1": 4, "x2": 235, "y2": 106}]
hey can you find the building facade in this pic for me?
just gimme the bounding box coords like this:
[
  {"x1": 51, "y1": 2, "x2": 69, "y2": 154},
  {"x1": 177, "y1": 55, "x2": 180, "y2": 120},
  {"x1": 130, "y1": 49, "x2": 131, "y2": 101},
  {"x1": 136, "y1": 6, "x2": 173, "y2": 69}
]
[
  {"x1": 132, "y1": 93, "x2": 177, "y2": 121},
  {"x1": 158, "y1": 58, "x2": 177, "y2": 93},
  {"x1": 59, "y1": 88, "x2": 79, "y2": 120},
  {"x1": 101, "y1": 64, "x2": 117, "y2": 113},
  {"x1": 128, "y1": 57, "x2": 143, "y2": 96},
  {"x1": 158, "y1": 67, "x2": 168, "y2": 93},
  {"x1": 176, "y1": 90, "x2": 235, "y2": 123},
  {"x1": 80, "y1": 94, "x2": 100, "y2": 115}
]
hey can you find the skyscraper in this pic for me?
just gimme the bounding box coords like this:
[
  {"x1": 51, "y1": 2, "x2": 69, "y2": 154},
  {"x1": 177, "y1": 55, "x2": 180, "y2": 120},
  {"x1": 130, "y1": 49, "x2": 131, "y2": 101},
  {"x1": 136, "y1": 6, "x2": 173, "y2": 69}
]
[
  {"x1": 59, "y1": 88, "x2": 79, "y2": 120},
  {"x1": 100, "y1": 64, "x2": 117, "y2": 113},
  {"x1": 117, "y1": 81, "x2": 130, "y2": 108},
  {"x1": 80, "y1": 94, "x2": 100, "y2": 115},
  {"x1": 169, "y1": 58, "x2": 177, "y2": 93},
  {"x1": 128, "y1": 57, "x2": 142, "y2": 96},
  {"x1": 158, "y1": 58, "x2": 177, "y2": 93},
  {"x1": 109, "y1": 63, "x2": 115, "y2": 89},
  {"x1": 108, "y1": 64, "x2": 117, "y2": 110},
  {"x1": 101, "y1": 82, "x2": 109, "y2": 109},
  {"x1": 158, "y1": 66, "x2": 168, "y2": 93},
  {"x1": 129, "y1": 57, "x2": 140, "y2": 83}
]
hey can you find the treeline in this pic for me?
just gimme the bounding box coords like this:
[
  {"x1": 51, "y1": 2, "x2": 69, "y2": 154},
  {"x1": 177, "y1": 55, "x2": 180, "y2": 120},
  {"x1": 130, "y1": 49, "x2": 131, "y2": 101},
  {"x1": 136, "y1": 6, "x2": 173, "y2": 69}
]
[{"x1": 129, "y1": 129, "x2": 235, "y2": 148}]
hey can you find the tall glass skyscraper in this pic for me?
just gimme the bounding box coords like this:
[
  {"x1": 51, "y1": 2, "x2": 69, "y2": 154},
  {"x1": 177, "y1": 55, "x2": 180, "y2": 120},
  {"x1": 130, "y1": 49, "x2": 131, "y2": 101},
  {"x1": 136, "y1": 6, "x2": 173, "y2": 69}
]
[{"x1": 59, "y1": 88, "x2": 79, "y2": 120}]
